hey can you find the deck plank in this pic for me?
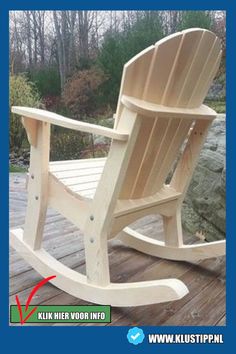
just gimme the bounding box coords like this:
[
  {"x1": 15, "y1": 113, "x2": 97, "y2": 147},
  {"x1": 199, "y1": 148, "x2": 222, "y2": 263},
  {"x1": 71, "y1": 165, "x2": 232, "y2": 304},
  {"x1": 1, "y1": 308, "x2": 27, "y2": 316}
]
[{"x1": 216, "y1": 315, "x2": 226, "y2": 326}]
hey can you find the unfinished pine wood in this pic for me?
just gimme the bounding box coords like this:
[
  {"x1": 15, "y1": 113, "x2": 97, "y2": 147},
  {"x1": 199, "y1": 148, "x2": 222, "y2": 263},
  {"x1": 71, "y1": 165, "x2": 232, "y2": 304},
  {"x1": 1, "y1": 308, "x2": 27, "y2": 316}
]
[
  {"x1": 130, "y1": 117, "x2": 171, "y2": 198},
  {"x1": 12, "y1": 107, "x2": 129, "y2": 141},
  {"x1": 49, "y1": 158, "x2": 106, "y2": 199},
  {"x1": 10, "y1": 228, "x2": 188, "y2": 306},
  {"x1": 148, "y1": 119, "x2": 194, "y2": 195},
  {"x1": 115, "y1": 188, "x2": 181, "y2": 217},
  {"x1": 119, "y1": 116, "x2": 155, "y2": 199},
  {"x1": 118, "y1": 228, "x2": 226, "y2": 261},
  {"x1": 21, "y1": 117, "x2": 38, "y2": 147},
  {"x1": 48, "y1": 174, "x2": 91, "y2": 230},
  {"x1": 115, "y1": 29, "x2": 221, "y2": 121},
  {"x1": 23, "y1": 121, "x2": 50, "y2": 250},
  {"x1": 9, "y1": 173, "x2": 225, "y2": 326},
  {"x1": 162, "y1": 209, "x2": 184, "y2": 247},
  {"x1": 170, "y1": 119, "x2": 212, "y2": 201},
  {"x1": 83, "y1": 107, "x2": 142, "y2": 286},
  {"x1": 121, "y1": 95, "x2": 216, "y2": 119},
  {"x1": 10, "y1": 28, "x2": 225, "y2": 308}
]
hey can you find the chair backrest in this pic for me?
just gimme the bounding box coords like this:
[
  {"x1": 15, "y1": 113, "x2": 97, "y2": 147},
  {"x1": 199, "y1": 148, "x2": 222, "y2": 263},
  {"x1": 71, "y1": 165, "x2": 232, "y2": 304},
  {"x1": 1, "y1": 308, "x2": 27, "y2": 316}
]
[{"x1": 115, "y1": 28, "x2": 222, "y2": 200}]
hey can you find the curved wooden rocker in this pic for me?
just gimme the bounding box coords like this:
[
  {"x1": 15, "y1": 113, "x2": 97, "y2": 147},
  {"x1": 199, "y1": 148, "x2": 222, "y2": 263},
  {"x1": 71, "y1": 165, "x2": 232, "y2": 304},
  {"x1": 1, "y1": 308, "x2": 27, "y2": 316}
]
[
  {"x1": 10, "y1": 28, "x2": 225, "y2": 307},
  {"x1": 118, "y1": 228, "x2": 225, "y2": 262},
  {"x1": 10, "y1": 229, "x2": 188, "y2": 306}
]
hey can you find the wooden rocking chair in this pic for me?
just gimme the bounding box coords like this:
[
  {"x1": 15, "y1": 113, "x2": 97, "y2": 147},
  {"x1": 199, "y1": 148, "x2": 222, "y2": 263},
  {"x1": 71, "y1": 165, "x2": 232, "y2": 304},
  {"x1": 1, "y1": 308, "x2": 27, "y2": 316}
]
[{"x1": 10, "y1": 28, "x2": 225, "y2": 307}]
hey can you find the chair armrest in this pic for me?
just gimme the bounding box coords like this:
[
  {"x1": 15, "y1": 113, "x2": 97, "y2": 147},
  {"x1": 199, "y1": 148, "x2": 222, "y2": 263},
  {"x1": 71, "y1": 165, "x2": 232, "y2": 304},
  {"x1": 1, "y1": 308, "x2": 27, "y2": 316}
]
[{"x1": 11, "y1": 106, "x2": 129, "y2": 141}]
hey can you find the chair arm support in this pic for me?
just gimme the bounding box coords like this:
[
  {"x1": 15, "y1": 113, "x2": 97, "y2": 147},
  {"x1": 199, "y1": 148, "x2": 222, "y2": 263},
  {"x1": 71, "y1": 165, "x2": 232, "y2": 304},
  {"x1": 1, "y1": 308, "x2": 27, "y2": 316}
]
[
  {"x1": 121, "y1": 95, "x2": 217, "y2": 120},
  {"x1": 11, "y1": 106, "x2": 129, "y2": 141}
]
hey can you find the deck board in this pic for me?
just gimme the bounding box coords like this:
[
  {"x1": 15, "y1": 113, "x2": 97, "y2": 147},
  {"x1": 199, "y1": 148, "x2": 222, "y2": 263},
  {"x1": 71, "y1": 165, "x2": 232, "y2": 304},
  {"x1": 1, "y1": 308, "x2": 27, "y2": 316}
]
[{"x1": 9, "y1": 173, "x2": 225, "y2": 326}]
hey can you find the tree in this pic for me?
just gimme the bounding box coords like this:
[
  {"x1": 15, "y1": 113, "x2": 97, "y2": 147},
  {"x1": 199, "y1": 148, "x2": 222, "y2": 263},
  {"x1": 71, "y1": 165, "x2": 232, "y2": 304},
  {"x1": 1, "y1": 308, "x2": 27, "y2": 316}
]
[
  {"x1": 62, "y1": 67, "x2": 106, "y2": 118},
  {"x1": 9, "y1": 10, "x2": 225, "y2": 102},
  {"x1": 98, "y1": 12, "x2": 164, "y2": 106},
  {"x1": 178, "y1": 11, "x2": 212, "y2": 31},
  {"x1": 78, "y1": 11, "x2": 89, "y2": 63},
  {"x1": 10, "y1": 75, "x2": 42, "y2": 149},
  {"x1": 53, "y1": 11, "x2": 68, "y2": 90},
  {"x1": 53, "y1": 11, "x2": 96, "y2": 90}
]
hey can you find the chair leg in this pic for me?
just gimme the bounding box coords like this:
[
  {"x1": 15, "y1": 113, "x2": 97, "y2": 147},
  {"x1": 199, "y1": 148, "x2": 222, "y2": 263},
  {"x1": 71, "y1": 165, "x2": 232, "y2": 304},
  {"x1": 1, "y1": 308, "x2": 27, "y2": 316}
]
[
  {"x1": 84, "y1": 229, "x2": 110, "y2": 287},
  {"x1": 23, "y1": 185, "x2": 48, "y2": 250},
  {"x1": 162, "y1": 209, "x2": 183, "y2": 247},
  {"x1": 22, "y1": 155, "x2": 48, "y2": 250},
  {"x1": 22, "y1": 120, "x2": 50, "y2": 250}
]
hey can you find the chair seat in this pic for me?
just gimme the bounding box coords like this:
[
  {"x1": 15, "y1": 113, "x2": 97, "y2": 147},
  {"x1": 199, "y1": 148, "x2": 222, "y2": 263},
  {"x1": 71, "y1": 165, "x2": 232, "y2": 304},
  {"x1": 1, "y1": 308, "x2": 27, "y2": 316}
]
[
  {"x1": 49, "y1": 157, "x2": 182, "y2": 212},
  {"x1": 49, "y1": 157, "x2": 106, "y2": 199}
]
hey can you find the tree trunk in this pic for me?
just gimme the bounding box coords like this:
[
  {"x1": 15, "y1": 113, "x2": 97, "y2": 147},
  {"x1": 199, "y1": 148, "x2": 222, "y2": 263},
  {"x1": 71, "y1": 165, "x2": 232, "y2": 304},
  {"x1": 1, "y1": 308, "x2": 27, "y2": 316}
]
[
  {"x1": 53, "y1": 11, "x2": 66, "y2": 91},
  {"x1": 24, "y1": 11, "x2": 33, "y2": 68},
  {"x1": 78, "y1": 11, "x2": 89, "y2": 62}
]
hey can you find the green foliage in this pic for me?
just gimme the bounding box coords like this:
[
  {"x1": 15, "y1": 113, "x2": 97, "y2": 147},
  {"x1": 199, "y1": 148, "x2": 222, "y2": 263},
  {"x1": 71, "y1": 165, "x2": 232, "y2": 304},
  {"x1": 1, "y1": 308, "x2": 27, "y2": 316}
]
[
  {"x1": 62, "y1": 67, "x2": 106, "y2": 118},
  {"x1": 50, "y1": 127, "x2": 90, "y2": 161},
  {"x1": 178, "y1": 11, "x2": 212, "y2": 31},
  {"x1": 123, "y1": 12, "x2": 164, "y2": 54},
  {"x1": 204, "y1": 99, "x2": 226, "y2": 113},
  {"x1": 28, "y1": 67, "x2": 61, "y2": 96},
  {"x1": 9, "y1": 164, "x2": 27, "y2": 173},
  {"x1": 98, "y1": 35, "x2": 123, "y2": 107},
  {"x1": 98, "y1": 13, "x2": 164, "y2": 107},
  {"x1": 80, "y1": 142, "x2": 109, "y2": 159},
  {"x1": 10, "y1": 74, "x2": 42, "y2": 150},
  {"x1": 217, "y1": 73, "x2": 226, "y2": 86}
]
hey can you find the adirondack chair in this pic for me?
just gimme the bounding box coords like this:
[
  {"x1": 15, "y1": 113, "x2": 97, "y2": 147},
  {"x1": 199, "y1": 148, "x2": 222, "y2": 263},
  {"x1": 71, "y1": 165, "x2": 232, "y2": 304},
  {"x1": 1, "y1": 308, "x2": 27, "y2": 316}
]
[{"x1": 10, "y1": 28, "x2": 225, "y2": 307}]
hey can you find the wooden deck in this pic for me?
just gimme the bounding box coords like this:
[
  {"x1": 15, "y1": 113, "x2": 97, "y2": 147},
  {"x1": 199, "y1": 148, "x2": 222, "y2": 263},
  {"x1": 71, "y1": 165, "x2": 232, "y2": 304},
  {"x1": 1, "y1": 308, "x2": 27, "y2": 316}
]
[{"x1": 10, "y1": 173, "x2": 226, "y2": 326}]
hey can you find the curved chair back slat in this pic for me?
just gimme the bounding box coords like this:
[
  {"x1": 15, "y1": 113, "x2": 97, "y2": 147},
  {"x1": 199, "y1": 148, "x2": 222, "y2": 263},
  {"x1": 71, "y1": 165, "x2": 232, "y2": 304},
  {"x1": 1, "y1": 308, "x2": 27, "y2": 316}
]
[{"x1": 116, "y1": 28, "x2": 221, "y2": 200}]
